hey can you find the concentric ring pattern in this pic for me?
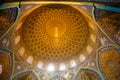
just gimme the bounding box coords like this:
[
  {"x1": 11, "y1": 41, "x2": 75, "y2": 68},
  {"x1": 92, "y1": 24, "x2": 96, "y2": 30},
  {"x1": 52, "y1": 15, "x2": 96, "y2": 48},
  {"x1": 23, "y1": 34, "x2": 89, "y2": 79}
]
[
  {"x1": 22, "y1": 4, "x2": 90, "y2": 62},
  {"x1": 10, "y1": 4, "x2": 98, "y2": 67}
]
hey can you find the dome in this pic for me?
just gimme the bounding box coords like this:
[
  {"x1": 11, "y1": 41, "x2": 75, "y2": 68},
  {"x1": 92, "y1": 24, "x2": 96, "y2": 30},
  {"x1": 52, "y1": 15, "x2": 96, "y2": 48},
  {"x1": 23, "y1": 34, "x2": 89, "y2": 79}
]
[
  {"x1": 10, "y1": 4, "x2": 98, "y2": 70},
  {"x1": 0, "y1": 1, "x2": 119, "y2": 80}
]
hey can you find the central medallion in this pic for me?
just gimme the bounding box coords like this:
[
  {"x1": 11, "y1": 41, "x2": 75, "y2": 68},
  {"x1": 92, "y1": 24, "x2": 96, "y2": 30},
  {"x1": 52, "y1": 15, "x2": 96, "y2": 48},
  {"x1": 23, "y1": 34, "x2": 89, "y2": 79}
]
[{"x1": 46, "y1": 18, "x2": 66, "y2": 38}]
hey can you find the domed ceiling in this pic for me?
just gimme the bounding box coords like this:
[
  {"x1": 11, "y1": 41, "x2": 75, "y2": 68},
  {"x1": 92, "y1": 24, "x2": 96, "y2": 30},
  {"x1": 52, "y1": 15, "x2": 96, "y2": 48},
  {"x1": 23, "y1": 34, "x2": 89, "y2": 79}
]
[
  {"x1": 0, "y1": 1, "x2": 120, "y2": 80},
  {"x1": 10, "y1": 4, "x2": 98, "y2": 68}
]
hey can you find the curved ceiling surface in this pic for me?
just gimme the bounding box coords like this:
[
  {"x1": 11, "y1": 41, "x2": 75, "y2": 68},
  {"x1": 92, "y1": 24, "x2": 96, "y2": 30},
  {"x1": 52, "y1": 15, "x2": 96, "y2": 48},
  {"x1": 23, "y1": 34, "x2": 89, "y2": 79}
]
[
  {"x1": 0, "y1": 2, "x2": 119, "y2": 80},
  {"x1": 10, "y1": 4, "x2": 98, "y2": 70}
]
